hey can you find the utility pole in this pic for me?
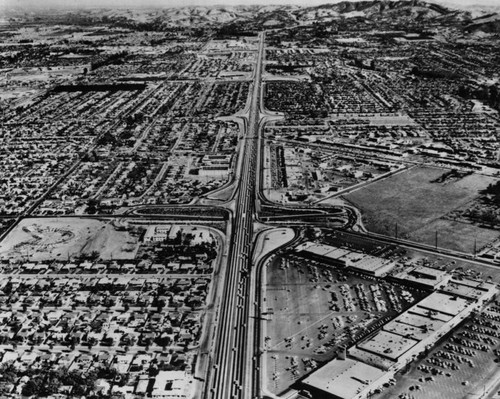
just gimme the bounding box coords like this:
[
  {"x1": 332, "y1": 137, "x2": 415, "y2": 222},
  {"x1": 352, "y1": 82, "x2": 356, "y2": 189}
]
[
  {"x1": 435, "y1": 230, "x2": 438, "y2": 250},
  {"x1": 395, "y1": 222, "x2": 398, "y2": 240}
]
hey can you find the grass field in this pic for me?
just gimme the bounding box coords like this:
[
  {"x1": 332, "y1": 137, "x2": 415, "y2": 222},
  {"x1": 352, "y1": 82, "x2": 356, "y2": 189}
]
[
  {"x1": 0, "y1": 217, "x2": 140, "y2": 261},
  {"x1": 345, "y1": 166, "x2": 499, "y2": 253},
  {"x1": 410, "y1": 218, "x2": 499, "y2": 254}
]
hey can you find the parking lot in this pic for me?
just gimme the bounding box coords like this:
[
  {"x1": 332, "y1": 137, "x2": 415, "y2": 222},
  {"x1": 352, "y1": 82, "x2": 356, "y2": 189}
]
[
  {"x1": 263, "y1": 254, "x2": 427, "y2": 394},
  {"x1": 375, "y1": 304, "x2": 500, "y2": 399}
]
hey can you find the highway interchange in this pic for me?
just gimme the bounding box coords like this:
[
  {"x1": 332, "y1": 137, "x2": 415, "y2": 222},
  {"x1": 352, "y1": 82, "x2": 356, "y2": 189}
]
[
  {"x1": 7, "y1": 29, "x2": 498, "y2": 399},
  {"x1": 205, "y1": 32, "x2": 266, "y2": 399},
  {"x1": 200, "y1": 30, "x2": 500, "y2": 399}
]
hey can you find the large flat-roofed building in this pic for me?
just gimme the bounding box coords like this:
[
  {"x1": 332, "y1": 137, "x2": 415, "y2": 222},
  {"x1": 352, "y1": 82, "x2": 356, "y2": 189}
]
[
  {"x1": 151, "y1": 371, "x2": 192, "y2": 398},
  {"x1": 348, "y1": 346, "x2": 396, "y2": 371},
  {"x1": 350, "y1": 290, "x2": 486, "y2": 371},
  {"x1": 442, "y1": 277, "x2": 497, "y2": 301},
  {"x1": 143, "y1": 225, "x2": 187, "y2": 243},
  {"x1": 199, "y1": 154, "x2": 232, "y2": 177},
  {"x1": 383, "y1": 312, "x2": 446, "y2": 341},
  {"x1": 303, "y1": 277, "x2": 499, "y2": 398},
  {"x1": 408, "y1": 305, "x2": 453, "y2": 322},
  {"x1": 328, "y1": 247, "x2": 353, "y2": 260},
  {"x1": 302, "y1": 358, "x2": 389, "y2": 399},
  {"x1": 307, "y1": 243, "x2": 346, "y2": 257},
  {"x1": 347, "y1": 254, "x2": 396, "y2": 276},
  {"x1": 144, "y1": 225, "x2": 171, "y2": 242},
  {"x1": 356, "y1": 330, "x2": 419, "y2": 362},
  {"x1": 295, "y1": 242, "x2": 396, "y2": 276},
  {"x1": 392, "y1": 265, "x2": 451, "y2": 289},
  {"x1": 296, "y1": 242, "x2": 351, "y2": 267},
  {"x1": 417, "y1": 292, "x2": 470, "y2": 317}
]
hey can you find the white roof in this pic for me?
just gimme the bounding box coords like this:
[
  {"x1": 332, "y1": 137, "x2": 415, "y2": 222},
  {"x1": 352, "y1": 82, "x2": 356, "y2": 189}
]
[
  {"x1": 303, "y1": 358, "x2": 386, "y2": 399},
  {"x1": 417, "y1": 292, "x2": 470, "y2": 316},
  {"x1": 357, "y1": 330, "x2": 419, "y2": 361}
]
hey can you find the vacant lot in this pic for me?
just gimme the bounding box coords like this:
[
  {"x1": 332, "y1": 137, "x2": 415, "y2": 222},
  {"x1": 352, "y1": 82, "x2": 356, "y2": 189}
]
[
  {"x1": 0, "y1": 217, "x2": 140, "y2": 261},
  {"x1": 345, "y1": 166, "x2": 498, "y2": 252},
  {"x1": 410, "y1": 218, "x2": 499, "y2": 254}
]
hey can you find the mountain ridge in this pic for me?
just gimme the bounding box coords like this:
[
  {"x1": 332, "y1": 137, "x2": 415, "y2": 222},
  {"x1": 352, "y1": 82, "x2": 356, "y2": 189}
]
[{"x1": 4, "y1": 0, "x2": 499, "y2": 33}]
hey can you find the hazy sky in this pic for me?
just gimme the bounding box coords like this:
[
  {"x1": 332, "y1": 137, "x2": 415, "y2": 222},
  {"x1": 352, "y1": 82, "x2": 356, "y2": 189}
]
[{"x1": 3, "y1": 0, "x2": 500, "y2": 9}]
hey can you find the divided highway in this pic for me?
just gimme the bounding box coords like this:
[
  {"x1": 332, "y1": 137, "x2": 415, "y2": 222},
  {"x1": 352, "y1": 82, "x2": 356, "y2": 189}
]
[{"x1": 206, "y1": 32, "x2": 266, "y2": 399}]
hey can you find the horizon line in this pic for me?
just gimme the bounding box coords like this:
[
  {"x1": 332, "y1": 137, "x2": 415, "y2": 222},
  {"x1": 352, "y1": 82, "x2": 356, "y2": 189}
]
[{"x1": 4, "y1": 0, "x2": 500, "y2": 12}]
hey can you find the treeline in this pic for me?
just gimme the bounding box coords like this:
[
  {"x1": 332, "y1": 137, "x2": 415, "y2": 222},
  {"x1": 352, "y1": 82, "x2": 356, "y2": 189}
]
[
  {"x1": 266, "y1": 64, "x2": 309, "y2": 73},
  {"x1": 52, "y1": 83, "x2": 146, "y2": 92},
  {"x1": 136, "y1": 206, "x2": 229, "y2": 220},
  {"x1": 215, "y1": 23, "x2": 257, "y2": 38},
  {"x1": 458, "y1": 83, "x2": 500, "y2": 112},
  {"x1": 90, "y1": 51, "x2": 129, "y2": 71},
  {"x1": 430, "y1": 169, "x2": 473, "y2": 183},
  {"x1": 411, "y1": 67, "x2": 460, "y2": 80},
  {"x1": 484, "y1": 180, "x2": 500, "y2": 205},
  {"x1": 0, "y1": 361, "x2": 126, "y2": 398}
]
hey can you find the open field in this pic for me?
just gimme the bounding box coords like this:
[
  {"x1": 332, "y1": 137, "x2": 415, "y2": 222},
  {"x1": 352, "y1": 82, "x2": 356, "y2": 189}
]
[
  {"x1": 262, "y1": 254, "x2": 427, "y2": 395},
  {"x1": 345, "y1": 166, "x2": 498, "y2": 252},
  {"x1": 0, "y1": 217, "x2": 140, "y2": 261},
  {"x1": 410, "y1": 218, "x2": 499, "y2": 254}
]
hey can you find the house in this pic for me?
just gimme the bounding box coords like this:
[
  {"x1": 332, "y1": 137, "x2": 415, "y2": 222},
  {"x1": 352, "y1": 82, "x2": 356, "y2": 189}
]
[
  {"x1": 135, "y1": 376, "x2": 149, "y2": 396},
  {"x1": 115, "y1": 354, "x2": 134, "y2": 374}
]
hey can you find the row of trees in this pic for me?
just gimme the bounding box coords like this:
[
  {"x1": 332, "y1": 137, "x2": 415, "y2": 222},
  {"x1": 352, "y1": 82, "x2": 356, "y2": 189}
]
[
  {"x1": 458, "y1": 83, "x2": 500, "y2": 112},
  {"x1": 0, "y1": 361, "x2": 120, "y2": 397}
]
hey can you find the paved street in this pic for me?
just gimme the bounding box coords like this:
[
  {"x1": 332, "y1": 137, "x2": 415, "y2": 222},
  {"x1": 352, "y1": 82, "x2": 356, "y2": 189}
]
[{"x1": 207, "y1": 32, "x2": 266, "y2": 399}]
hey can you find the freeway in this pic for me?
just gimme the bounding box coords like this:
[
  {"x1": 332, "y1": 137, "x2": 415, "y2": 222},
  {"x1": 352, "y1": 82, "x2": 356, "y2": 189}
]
[{"x1": 206, "y1": 32, "x2": 266, "y2": 399}]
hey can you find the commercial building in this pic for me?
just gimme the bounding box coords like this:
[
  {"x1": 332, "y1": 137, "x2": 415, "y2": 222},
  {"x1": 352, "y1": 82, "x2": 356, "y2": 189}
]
[
  {"x1": 303, "y1": 275, "x2": 498, "y2": 398},
  {"x1": 151, "y1": 371, "x2": 193, "y2": 399},
  {"x1": 356, "y1": 330, "x2": 419, "y2": 363},
  {"x1": 442, "y1": 278, "x2": 497, "y2": 301},
  {"x1": 391, "y1": 265, "x2": 451, "y2": 289},
  {"x1": 295, "y1": 242, "x2": 396, "y2": 276},
  {"x1": 302, "y1": 358, "x2": 389, "y2": 399},
  {"x1": 199, "y1": 154, "x2": 232, "y2": 177},
  {"x1": 144, "y1": 225, "x2": 172, "y2": 242}
]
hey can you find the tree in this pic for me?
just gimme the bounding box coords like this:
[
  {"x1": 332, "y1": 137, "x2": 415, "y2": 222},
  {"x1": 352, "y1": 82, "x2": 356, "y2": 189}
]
[
  {"x1": 88, "y1": 250, "x2": 100, "y2": 261},
  {"x1": 0, "y1": 361, "x2": 18, "y2": 385},
  {"x1": 72, "y1": 383, "x2": 86, "y2": 396},
  {"x1": 86, "y1": 199, "x2": 99, "y2": 214},
  {"x1": 97, "y1": 365, "x2": 119, "y2": 380},
  {"x1": 22, "y1": 379, "x2": 40, "y2": 396}
]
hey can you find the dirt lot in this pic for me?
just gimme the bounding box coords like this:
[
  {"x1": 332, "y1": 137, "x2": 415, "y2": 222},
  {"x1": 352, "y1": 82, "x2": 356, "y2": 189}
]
[
  {"x1": 345, "y1": 166, "x2": 498, "y2": 252},
  {"x1": 0, "y1": 217, "x2": 140, "y2": 261}
]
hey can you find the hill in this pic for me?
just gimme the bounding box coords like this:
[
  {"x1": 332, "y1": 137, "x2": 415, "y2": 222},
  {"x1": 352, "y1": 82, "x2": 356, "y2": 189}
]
[{"x1": 4, "y1": 0, "x2": 498, "y2": 33}]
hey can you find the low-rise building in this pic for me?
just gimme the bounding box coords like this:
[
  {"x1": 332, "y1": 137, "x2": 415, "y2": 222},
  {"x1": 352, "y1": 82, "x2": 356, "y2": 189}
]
[{"x1": 151, "y1": 370, "x2": 193, "y2": 399}]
